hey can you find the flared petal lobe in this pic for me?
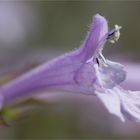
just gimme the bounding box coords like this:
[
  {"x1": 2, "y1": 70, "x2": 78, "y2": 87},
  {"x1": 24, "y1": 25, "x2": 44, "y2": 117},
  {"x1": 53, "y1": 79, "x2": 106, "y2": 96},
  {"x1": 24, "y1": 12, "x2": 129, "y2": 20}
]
[
  {"x1": 96, "y1": 88, "x2": 125, "y2": 122},
  {"x1": 78, "y1": 14, "x2": 108, "y2": 61},
  {"x1": 97, "y1": 87, "x2": 140, "y2": 122}
]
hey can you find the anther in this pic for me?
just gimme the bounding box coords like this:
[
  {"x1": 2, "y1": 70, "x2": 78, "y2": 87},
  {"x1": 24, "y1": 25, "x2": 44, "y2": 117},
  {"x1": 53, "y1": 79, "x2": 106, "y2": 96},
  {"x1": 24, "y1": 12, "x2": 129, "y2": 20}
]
[{"x1": 107, "y1": 25, "x2": 122, "y2": 43}]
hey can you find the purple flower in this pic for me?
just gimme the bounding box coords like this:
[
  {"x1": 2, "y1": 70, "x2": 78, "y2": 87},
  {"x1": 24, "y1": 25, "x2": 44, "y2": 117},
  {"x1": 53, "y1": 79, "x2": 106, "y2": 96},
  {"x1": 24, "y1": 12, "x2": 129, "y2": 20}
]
[{"x1": 0, "y1": 14, "x2": 140, "y2": 122}]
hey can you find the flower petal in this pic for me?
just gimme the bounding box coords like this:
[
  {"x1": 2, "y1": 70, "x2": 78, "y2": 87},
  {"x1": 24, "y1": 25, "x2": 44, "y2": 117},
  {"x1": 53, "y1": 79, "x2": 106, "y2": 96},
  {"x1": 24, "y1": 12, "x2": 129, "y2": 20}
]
[
  {"x1": 96, "y1": 86, "x2": 140, "y2": 122},
  {"x1": 78, "y1": 14, "x2": 108, "y2": 61},
  {"x1": 119, "y1": 88, "x2": 140, "y2": 122},
  {"x1": 98, "y1": 60, "x2": 126, "y2": 89},
  {"x1": 96, "y1": 87, "x2": 125, "y2": 122}
]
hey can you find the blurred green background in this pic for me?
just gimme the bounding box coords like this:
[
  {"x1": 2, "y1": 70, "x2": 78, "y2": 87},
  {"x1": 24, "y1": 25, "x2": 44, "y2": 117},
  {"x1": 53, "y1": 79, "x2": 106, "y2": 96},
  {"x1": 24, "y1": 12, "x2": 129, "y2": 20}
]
[{"x1": 0, "y1": 1, "x2": 140, "y2": 139}]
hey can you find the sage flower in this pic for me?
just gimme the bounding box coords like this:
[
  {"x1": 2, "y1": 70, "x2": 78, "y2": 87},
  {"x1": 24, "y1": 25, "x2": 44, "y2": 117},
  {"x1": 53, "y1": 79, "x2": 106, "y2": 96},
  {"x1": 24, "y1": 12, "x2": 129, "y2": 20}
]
[{"x1": 0, "y1": 14, "x2": 140, "y2": 122}]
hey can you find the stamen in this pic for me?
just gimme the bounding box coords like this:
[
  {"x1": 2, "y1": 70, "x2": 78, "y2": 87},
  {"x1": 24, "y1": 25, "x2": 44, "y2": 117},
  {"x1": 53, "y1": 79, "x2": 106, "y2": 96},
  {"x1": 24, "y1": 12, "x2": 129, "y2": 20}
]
[
  {"x1": 107, "y1": 25, "x2": 122, "y2": 43},
  {"x1": 99, "y1": 52, "x2": 106, "y2": 63},
  {"x1": 89, "y1": 25, "x2": 122, "y2": 66}
]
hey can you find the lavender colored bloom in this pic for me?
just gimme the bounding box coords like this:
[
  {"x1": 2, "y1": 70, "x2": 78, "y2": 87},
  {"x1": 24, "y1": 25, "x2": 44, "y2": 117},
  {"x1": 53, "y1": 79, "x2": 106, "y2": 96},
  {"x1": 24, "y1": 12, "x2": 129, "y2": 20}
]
[{"x1": 0, "y1": 14, "x2": 140, "y2": 122}]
